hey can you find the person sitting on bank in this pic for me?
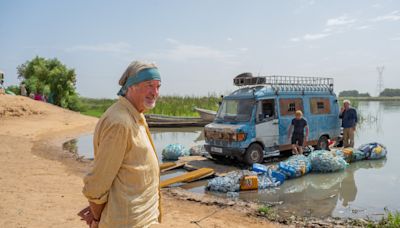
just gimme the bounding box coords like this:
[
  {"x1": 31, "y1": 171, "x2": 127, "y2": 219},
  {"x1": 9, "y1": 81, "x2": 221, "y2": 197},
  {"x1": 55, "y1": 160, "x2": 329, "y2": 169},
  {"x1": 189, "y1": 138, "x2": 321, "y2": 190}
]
[
  {"x1": 339, "y1": 100, "x2": 358, "y2": 148},
  {"x1": 287, "y1": 110, "x2": 309, "y2": 155}
]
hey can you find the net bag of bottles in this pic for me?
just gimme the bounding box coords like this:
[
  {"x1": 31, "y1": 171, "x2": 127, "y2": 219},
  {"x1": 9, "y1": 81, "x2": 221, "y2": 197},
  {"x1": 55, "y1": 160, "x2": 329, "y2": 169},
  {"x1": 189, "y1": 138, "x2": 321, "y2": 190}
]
[
  {"x1": 161, "y1": 144, "x2": 190, "y2": 161},
  {"x1": 309, "y1": 150, "x2": 348, "y2": 173},
  {"x1": 278, "y1": 155, "x2": 312, "y2": 178},
  {"x1": 206, "y1": 170, "x2": 253, "y2": 193},
  {"x1": 357, "y1": 142, "x2": 387, "y2": 160}
]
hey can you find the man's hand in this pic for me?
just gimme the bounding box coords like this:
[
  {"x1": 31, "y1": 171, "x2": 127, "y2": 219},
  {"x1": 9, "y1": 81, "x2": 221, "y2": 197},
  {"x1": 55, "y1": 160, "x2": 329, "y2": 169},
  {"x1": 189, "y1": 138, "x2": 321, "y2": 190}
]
[
  {"x1": 304, "y1": 137, "x2": 308, "y2": 146},
  {"x1": 340, "y1": 107, "x2": 345, "y2": 113},
  {"x1": 78, "y1": 206, "x2": 94, "y2": 226},
  {"x1": 90, "y1": 220, "x2": 99, "y2": 228}
]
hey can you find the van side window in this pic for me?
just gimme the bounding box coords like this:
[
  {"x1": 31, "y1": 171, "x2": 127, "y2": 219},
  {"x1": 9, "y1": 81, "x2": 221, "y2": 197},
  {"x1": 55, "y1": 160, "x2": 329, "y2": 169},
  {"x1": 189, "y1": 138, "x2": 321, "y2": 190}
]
[
  {"x1": 257, "y1": 99, "x2": 275, "y2": 122},
  {"x1": 279, "y1": 98, "x2": 303, "y2": 116},
  {"x1": 310, "y1": 98, "x2": 331, "y2": 114}
]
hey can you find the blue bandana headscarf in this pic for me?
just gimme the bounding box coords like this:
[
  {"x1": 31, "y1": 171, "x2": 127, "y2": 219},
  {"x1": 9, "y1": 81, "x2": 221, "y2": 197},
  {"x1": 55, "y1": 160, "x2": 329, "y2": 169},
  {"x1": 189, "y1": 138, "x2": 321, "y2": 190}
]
[{"x1": 117, "y1": 68, "x2": 161, "y2": 96}]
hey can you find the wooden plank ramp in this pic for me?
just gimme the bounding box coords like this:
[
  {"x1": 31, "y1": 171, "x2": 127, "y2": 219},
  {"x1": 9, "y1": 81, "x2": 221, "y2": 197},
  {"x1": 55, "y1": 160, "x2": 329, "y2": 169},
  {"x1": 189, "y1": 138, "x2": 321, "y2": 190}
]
[
  {"x1": 160, "y1": 168, "x2": 214, "y2": 188},
  {"x1": 160, "y1": 162, "x2": 186, "y2": 172}
]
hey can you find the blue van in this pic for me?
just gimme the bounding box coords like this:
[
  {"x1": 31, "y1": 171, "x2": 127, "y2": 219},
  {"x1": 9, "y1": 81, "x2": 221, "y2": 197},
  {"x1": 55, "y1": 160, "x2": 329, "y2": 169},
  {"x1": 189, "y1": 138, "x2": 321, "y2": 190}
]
[{"x1": 204, "y1": 75, "x2": 341, "y2": 165}]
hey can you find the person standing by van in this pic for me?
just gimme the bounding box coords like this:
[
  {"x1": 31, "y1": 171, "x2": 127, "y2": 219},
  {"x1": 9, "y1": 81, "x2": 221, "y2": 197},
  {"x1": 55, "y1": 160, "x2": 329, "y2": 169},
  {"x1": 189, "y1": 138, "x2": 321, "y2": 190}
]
[
  {"x1": 287, "y1": 110, "x2": 309, "y2": 155},
  {"x1": 339, "y1": 100, "x2": 358, "y2": 148}
]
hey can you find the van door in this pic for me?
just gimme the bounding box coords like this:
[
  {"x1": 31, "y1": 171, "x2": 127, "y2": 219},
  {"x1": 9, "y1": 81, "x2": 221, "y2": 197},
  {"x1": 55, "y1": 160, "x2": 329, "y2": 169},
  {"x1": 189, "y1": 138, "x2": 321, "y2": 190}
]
[{"x1": 255, "y1": 99, "x2": 279, "y2": 156}]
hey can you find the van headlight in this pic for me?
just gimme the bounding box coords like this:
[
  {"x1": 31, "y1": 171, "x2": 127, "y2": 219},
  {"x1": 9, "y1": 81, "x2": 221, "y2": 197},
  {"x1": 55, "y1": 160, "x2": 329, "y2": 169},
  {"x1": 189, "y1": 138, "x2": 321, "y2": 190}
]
[{"x1": 232, "y1": 132, "x2": 246, "y2": 141}]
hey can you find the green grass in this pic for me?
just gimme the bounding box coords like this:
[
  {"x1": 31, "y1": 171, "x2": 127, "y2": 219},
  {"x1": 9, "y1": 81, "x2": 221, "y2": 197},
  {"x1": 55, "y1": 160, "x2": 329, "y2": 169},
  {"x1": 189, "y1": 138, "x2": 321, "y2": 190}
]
[
  {"x1": 258, "y1": 205, "x2": 272, "y2": 215},
  {"x1": 78, "y1": 95, "x2": 221, "y2": 118},
  {"x1": 373, "y1": 209, "x2": 400, "y2": 228}
]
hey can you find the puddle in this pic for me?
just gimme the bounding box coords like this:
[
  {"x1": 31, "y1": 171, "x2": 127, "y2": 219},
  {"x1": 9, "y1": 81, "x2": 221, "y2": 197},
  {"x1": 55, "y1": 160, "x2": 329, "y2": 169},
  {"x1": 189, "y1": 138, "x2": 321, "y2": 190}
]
[{"x1": 62, "y1": 127, "x2": 204, "y2": 162}]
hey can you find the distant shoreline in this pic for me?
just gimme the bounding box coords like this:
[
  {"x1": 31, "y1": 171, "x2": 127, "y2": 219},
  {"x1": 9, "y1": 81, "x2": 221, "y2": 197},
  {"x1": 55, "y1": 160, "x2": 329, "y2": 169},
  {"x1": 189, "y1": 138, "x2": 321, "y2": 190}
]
[{"x1": 338, "y1": 96, "x2": 400, "y2": 101}]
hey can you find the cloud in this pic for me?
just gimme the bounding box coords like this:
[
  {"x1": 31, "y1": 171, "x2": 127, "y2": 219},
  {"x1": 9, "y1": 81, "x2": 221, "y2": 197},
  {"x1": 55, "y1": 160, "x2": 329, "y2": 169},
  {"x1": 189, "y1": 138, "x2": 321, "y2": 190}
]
[
  {"x1": 326, "y1": 16, "x2": 356, "y2": 26},
  {"x1": 390, "y1": 36, "x2": 400, "y2": 41},
  {"x1": 149, "y1": 39, "x2": 237, "y2": 64},
  {"x1": 304, "y1": 33, "x2": 330, "y2": 40},
  {"x1": 290, "y1": 15, "x2": 357, "y2": 42},
  {"x1": 290, "y1": 33, "x2": 330, "y2": 42},
  {"x1": 65, "y1": 42, "x2": 133, "y2": 53},
  {"x1": 372, "y1": 11, "x2": 400, "y2": 22},
  {"x1": 227, "y1": 37, "x2": 233, "y2": 42},
  {"x1": 356, "y1": 25, "x2": 371, "y2": 30}
]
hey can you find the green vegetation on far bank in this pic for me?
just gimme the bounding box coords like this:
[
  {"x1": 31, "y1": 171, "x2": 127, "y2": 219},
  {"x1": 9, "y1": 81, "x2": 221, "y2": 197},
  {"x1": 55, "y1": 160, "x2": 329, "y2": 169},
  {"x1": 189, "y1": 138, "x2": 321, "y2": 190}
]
[
  {"x1": 79, "y1": 95, "x2": 221, "y2": 118},
  {"x1": 338, "y1": 96, "x2": 400, "y2": 101}
]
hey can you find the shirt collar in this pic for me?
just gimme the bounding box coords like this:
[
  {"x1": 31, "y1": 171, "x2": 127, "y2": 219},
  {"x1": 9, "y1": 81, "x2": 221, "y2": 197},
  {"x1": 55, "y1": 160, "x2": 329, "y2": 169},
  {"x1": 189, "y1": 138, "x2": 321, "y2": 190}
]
[{"x1": 118, "y1": 96, "x2": 146, "y2": 125}]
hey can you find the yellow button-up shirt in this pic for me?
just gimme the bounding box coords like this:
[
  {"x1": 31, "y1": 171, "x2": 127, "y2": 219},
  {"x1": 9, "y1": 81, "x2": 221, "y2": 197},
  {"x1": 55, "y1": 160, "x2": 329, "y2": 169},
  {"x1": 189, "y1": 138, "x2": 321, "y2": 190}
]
[{"x1": 83, "y1": 97, "x2": 161, "y2": 228}]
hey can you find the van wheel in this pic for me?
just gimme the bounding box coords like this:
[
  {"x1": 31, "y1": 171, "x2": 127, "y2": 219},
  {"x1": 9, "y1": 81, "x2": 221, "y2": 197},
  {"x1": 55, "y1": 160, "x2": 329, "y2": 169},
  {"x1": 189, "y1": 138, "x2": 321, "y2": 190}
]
[
  {"x1": 243, "y1": 144, "x2": 263, "y2": 165},
  {"x1": 316, "y1": 136, "x2": 329, "y2": 150}
]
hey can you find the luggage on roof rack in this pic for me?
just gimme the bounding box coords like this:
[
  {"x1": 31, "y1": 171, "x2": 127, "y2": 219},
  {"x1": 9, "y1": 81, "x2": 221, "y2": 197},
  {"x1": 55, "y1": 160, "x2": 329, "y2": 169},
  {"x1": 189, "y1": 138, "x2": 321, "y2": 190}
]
[{"x1": 233, "y1": 74, "x2": 334, "y2": 92}]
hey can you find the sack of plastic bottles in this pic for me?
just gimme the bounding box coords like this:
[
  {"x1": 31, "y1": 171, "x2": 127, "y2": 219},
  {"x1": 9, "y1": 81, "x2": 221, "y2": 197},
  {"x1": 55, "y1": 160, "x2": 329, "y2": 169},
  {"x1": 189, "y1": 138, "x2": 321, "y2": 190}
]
[
  {"x1": 352, "y1": 149, "x2": 367, "y2": 161},
  {"x1": 207, "y1": 170, "x2": 254, "y2": 193},
  {"x1": 252, "y1": 163, "x2": 286, "y2": 188},
  {"x1": 278, "y1": 155, "x2": 312, "y2": 178},
  {"x1": 309, "y1": 150, "x2": 348, "y2": 173},
  {"x1": 188, "y1": 145, "x2": 208, "y2": 156},
  {"x1": 334, "y1": 148, "x2": 353, "y2": 163},
  {"x1": 357, "y1": 142, "x2": 387, "y2": 160},
  {"x1": 162, "y1": 144, "x2": 190, "y2": 161}
]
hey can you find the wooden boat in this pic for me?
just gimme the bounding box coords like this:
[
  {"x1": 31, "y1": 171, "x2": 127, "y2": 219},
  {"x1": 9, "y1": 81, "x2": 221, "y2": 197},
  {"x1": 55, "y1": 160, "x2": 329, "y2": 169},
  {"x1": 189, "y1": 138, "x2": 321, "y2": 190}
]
[
  {"x1": 194, "y1": 107, "x2": 217, "y2": 121},
  {"x1": 145, "y1": 114, "x2": 211, "y2": 128}
]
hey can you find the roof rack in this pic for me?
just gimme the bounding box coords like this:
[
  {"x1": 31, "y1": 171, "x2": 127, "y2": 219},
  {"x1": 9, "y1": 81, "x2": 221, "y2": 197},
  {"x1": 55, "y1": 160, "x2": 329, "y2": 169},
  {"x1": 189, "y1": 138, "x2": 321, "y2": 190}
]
[{"x1": 233, "y1": 75, "x2": 334, "y2": 92}]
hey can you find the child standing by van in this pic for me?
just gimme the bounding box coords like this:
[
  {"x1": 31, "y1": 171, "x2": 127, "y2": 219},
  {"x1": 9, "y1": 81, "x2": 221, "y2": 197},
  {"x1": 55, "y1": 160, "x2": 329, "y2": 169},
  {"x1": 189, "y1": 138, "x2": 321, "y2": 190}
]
[{"x1": 287, "y1": 110, "x2": 309, "y2": 155}]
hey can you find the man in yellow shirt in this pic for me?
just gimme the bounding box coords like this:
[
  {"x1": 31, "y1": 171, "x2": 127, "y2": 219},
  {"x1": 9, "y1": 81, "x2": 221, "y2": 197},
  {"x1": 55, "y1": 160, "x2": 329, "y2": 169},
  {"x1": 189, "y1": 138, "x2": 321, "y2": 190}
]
[{"x1": 79, "y1": 61, "x2": 162, "y2": 227}]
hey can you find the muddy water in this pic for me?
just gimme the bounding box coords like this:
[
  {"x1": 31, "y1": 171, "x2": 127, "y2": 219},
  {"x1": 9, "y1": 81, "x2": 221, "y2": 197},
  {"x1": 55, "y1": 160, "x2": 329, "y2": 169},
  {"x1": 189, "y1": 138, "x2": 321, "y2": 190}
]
[{"x1": 63, "y1": 101, "x2": 400, "y2": 219}]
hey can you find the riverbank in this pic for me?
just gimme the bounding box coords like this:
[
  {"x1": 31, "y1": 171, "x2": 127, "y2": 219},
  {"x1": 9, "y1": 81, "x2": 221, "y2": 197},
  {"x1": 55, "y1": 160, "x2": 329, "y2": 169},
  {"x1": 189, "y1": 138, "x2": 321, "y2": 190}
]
[{"x1": 0, "y1": 95, "x2": 277, "y2": 227}]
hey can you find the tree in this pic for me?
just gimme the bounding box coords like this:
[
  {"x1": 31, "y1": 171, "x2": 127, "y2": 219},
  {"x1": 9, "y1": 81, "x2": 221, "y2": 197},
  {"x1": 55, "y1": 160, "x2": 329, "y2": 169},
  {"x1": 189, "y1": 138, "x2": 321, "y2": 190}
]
[
  {"x1": 380, "y1": 88, "x2": 400, "y2": 97},
  {"x1": 338, "y1": 90, "x2": 370, "y2": 97},
  {"x1": 17, "y1": 56, "x2": 81, "y2": 111}
]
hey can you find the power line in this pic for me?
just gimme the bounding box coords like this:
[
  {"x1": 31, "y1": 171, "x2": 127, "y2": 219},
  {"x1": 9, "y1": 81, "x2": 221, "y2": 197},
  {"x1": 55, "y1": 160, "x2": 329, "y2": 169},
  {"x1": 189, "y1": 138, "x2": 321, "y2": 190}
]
[{"x1": 376, "y1": 66, "x2": 384, "y2": 96}]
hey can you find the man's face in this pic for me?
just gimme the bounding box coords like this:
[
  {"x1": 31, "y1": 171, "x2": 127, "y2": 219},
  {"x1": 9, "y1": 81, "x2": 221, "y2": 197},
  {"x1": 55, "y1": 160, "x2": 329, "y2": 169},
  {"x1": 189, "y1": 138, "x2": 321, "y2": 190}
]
[
  {"x1": 344, "y1": 102, "x2": 350, "y2": 110},
  {"x1": 295, "y1": 114, "x2": 301, "y2": 120},
  {"x1": 128, "y1": 80, "x2": 161, "y2": 112}
]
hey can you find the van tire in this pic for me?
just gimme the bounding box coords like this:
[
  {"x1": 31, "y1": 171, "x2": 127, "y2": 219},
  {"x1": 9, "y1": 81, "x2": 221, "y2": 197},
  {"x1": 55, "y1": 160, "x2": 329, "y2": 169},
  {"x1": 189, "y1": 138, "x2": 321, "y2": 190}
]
[
  {"x1": 243, "y1": 144, "x2": 263, "y2": 165},
  {"x1": 316, "y1": 136, "x2": 329, "y2": 150}
]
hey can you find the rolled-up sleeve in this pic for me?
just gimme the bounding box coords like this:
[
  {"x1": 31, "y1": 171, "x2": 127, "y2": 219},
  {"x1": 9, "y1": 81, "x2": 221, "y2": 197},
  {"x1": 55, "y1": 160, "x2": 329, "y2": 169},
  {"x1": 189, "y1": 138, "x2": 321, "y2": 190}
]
[{"x1": 82, "y1": 122, "x2": 130, "y2": 204}]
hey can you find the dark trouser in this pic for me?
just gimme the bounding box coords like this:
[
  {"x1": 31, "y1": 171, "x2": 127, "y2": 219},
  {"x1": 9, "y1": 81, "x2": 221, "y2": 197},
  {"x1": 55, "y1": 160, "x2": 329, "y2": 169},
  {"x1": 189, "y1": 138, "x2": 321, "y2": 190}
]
[{"x1": 291, "y1": 134, "x2": 304, "y2": 146}]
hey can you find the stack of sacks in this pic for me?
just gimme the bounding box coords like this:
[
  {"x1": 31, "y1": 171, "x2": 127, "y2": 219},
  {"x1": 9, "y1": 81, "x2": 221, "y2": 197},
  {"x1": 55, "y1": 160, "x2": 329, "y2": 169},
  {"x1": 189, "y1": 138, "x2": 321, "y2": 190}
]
[
  {"x1": 207, "y1": 164, "x2": 285, "y2": 194},
  {"x1": 207, "y1": 170, "x2": 254, "y2": 193}
]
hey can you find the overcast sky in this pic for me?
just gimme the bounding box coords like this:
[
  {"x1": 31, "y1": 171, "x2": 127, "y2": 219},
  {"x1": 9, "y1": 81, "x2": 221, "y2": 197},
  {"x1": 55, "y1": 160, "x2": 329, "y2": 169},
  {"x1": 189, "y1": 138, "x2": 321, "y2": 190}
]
[{"x1": 1, "y1": 0, "x2": 400, "y2": 98}]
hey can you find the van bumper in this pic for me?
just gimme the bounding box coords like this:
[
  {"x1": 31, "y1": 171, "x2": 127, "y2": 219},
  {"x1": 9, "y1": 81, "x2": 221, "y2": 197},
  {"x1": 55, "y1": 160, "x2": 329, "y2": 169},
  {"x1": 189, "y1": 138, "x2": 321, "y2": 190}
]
[{"x1": 204, "y1": 144, "x2": 246, "y2": 157}]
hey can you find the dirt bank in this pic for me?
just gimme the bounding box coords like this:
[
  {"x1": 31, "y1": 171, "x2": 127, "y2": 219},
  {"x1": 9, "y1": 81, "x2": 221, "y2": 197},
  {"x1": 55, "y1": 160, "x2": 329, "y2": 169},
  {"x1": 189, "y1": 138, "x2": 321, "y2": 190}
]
[{"x1": 0, "y1": 95, "x2": 280, "y2": 228}]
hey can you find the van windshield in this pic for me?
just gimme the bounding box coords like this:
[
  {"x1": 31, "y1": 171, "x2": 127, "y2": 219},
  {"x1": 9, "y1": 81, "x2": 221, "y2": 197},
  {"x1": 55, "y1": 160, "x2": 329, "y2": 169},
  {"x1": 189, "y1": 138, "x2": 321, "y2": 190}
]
[{"x1": 216, "y1": 99, "x2": 254, "y2": 122}]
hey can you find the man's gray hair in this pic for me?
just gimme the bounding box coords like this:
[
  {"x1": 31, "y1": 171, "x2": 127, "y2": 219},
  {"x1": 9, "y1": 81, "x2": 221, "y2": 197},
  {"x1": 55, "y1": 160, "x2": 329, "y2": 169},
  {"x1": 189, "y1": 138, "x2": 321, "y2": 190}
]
[
  {"x1": 119, "y1": 61, "x2": 158, "y2": 86},
  {"x1": 343, "y1": 99, "x2": 351, "y2": 105}
]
